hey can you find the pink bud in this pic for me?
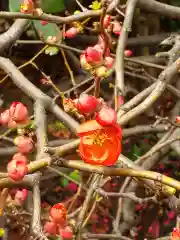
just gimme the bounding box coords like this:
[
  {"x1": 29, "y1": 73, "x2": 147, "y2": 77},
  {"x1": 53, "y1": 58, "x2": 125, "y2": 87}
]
[
  {"x1": 9, "y1": 102, "x2": 29, "y2": 123},
  {"x1": 148, "y1": 226, "x2": 153, "y2": 233},
  {"x1": 64, "y1": 27, "x2": 79, "y2": 38},
  {"x1": 124, "y1": 50, "x2": 133, "y2": 57},
  {"x1": 104, "y1": 56, "x2": 114, "y2": 69},
  {"x1": 75, "y1": 94, "x2": 100, "y2": 114},
  {"x1": 167, "y1": 211, "x2": 175, "y2": 220},
  {"x1": 12, "y1": 153, "x2": 28, "y2": 164},
  {"x1": 40, "y1": 20, "x2": 48, "y2": 26},
  {"x1": 113, "y1": 20, "x2": 122, "y2": 35},
  {"x1": 14, "y1": 188, "x2": 28, "y2": 204},
  {"x1": 7, "y1": 118, "x2": 17, "y2": 129},
  {"x1": 59, "y1": 226, "x2": 73, "y2": 239},
  {"x1": 96, "y1": 107, "x2": 117, "y2": 126},
  {"x1": 14, "y1": 136, "x2": 33, "y2": 154},
  {"x1": 40, "y1": 78, "x2": 51, "y2": 85},
  {"x1": 85, "y1": 46, "x2": 103, "y2": 64},
  {"x1": 0, "y1": 110, "x2": 10, "y2": 126},
  {"x1": 50, "y1": 203, "x2": 67, "y2": 225},
  {"x1": 80, "y1": 54, "x2": 92, "y2": 71},
  {"x1": 103, "y1": 15, "x2": 111, "y2": 28},
  {"x1": 7, "y1": 159, "x2": 28, "y2": 182},
  {"x1": 44, "y1": 221, "x2": 58, "y2": 235},
  {"x1": 66, "y1": 182, "x2": 78, "y2": 192}
]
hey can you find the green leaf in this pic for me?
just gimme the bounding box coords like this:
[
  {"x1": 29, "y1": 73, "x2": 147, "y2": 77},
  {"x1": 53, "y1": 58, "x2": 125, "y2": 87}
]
[
  {"x1": 33, "y1": 20, "x2": 61, "y2": 55},
  {"x1": 55, "y1": 121, "x2": 67, "y2": 130},
  {"x1": 0, "y1": 228, "x2": 5, "y2": 237},
  {"x1": 45, "y1": 46, "x2": 59, "y2": 56},
  {"x1": 60, "y1": 178, "x2": 69, "y2": 187},
  {"x1": 69, "y1": 170, "x2": 81, "y2": 182},
  {"x1": 129, "y1": 144, "x2": 141, "y2": 161},
  {"x1": 56, "y1": 236, "x2": 62, "y2": 240},
  {"x1": 41, "y1": 0, "x2": 64, "y2": 13},
  {"x1": 9, "y1": 0, "x2": 64, "y2": 13},
  {"x1": 9, "y1": 0, "x2": 21, "y2": 12},
  {"x1": 89, "y1": 0, "x2": 101, "y2": 10}
]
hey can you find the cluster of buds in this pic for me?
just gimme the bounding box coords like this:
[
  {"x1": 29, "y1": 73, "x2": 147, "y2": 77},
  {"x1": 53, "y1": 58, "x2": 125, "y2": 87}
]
[
  {"x1": 0, "y1": 102, "x2": 29, "y2": 129},
  {"x1": 44, "y1": 203, "x2": 73, "y2": 238},
  {"x1": 64, "y1": 22, "x2": 83, "y2": 39},
  {"x1": 103, "y1": 15, "x2": 122, "y2": 36},
  {"x1": 0, "y1": 102, "x2": 34, "y2": 182},
  {"x1": 7, "y1": 153, "x2": 28, "y2": 182},
  {"x1": 80, "y1": 36, "x2": 114, "y2": 77},
  {"x1": 7, "y1": 136, "x2": 33, "y2": 182},
  {"x1": 74, "y1": 93, "x2": 117, "y2": 126},
  {"x1": 8, "y1": 188, "x2": 28, "y2": 206}
]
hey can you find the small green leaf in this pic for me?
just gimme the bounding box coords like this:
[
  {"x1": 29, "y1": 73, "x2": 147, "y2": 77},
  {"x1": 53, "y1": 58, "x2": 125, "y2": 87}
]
[
  {"x1": 69, "y1": 170, "x2": 81, "y2": 182},
  {"x1": 56, "y1": 236, "x2": 62, "y2": 240},
  {"x1": 89, "y1": 0, "x2": 101, "y2": 10},
  {"x1": 45, "y1": 46, "x2": 59, "y2": 56},
  {"x1": 74, "y1": 10, "x2": 81, "y2": 15},
  {"x1": 55, "y1": 121, "x2": 67, "y2": 130},
  {"x1": 0, "y1": 228, "x2": 5, "y2": 237},
  {"x1": 132, "y1": 144, "x2": 141, "y2": 160},
  {"x1": 60, "y1": 178, "x2": 69, "y2": 187}
]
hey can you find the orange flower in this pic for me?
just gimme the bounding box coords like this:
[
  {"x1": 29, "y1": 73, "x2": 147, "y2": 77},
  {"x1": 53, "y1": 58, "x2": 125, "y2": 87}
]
[
  {"x1": 172, "y1": 228, "x2": 180, "y2": 240},
  {"x1": 50, "y1": 203, "x2": 67, "y2": 225},
  {"x1": 20, "y1": 0, "x2": 34, "y2": 14},
  {"x1": 77, "y1": 120, "x2": 122, "y2": 166}
]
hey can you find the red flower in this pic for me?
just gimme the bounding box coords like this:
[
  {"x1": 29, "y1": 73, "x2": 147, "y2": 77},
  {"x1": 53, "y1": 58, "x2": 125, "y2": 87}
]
[
  {"x1": 59, "y1": 226, "x2": 73, "y2": 239},
  {"x1": 7, "y1": 159, "x2": 28, "y2": 182},
  {"x1": 96, "y1": 107, "x2": 117, "y2": 126},
  {"x1": 14, "y1": 136, "x2": 33, "y2": 154},
  {"x1": 44, "y1": 221, "x2": 58, "y2": 235},
  {"x1": 75, "y1": 94, "x2": 100, "y2": 114},
  {"x1": 172, "y1": 228, "x2": 180, "y2": 240},
  {"x1": 20, "y1": 0, "x2": 34, "y2": 14},
  {"x1": 77, "y1": 120, "x2": 122, "y2": 166},
  {"x1": 50, "y1": 203, "x2": 67, "y2": 225},
  {"x1": 12, "y1": 153, "x2": 28, "y2": 164},
  {"x1": 64, "y1": 27, "x2": 79, "y2": 38},
  {"x1": 9, "y1": 102, "x2": 29, "y2": 124}
]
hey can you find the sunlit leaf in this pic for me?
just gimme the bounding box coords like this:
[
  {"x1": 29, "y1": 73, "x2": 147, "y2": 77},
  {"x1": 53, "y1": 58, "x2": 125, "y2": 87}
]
[
  {"x1": 89, "y1": 0, "x2": 101, "y2": 10},
  {"x1": 69, "y1": 170, "x2": 81, "y2": 182},
  {"x1": 45, "y1": 46, "x2": 59, "y2": 55}
]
